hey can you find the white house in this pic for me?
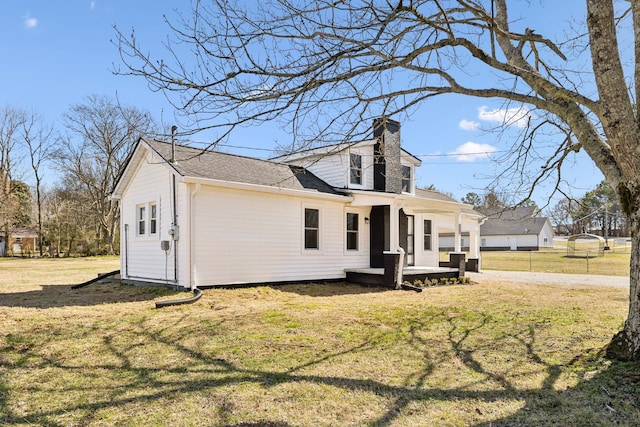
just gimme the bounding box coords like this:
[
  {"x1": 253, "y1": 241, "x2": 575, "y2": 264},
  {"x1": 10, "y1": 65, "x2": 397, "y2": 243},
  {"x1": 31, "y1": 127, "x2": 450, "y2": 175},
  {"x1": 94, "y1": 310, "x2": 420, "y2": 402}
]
[
  {"x1": 111, "y1": 118, "x2": 483, "y2": 289},
  {"x1": 479, "y1": 206, "x2": 555, "y2": 251}
]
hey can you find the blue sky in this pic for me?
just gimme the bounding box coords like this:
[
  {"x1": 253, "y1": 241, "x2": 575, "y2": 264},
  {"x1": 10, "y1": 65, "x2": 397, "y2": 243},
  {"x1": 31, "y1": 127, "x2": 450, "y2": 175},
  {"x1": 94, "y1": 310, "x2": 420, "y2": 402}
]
[{"x1": 1, "y1": 1, "x2": 605, "y2": 207}]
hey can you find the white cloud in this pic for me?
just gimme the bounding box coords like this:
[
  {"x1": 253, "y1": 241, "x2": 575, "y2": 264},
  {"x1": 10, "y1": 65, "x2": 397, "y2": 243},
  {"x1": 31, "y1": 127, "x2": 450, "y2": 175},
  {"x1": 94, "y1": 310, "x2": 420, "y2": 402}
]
[
  {"x1": 478, "y1": 105, "x2": 530, "y2": 128},
  {"x1": 23, "y1": 15, "x2": 38, "y2": 29},
  {"x1": 459, "y1": 119, "x2": 479, "y2": 131},
  {"x1": 90, "y1": 1, "x2": 96, "y2": 10},
  {"x1": 449, "y1": 141, "x2": 497, "y2": 162}
]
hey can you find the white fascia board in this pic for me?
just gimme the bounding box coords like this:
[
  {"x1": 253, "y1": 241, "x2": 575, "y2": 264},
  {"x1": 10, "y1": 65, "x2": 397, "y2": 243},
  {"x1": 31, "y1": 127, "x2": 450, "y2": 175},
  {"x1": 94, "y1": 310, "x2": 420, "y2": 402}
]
[
  {"x1": 111, "y1": 140, "x2": 181, "y2": 200},
  {"x1": 348, "y1": 190, "x2": 461, "y2": 209},
  {"x1": 348, "y1": 190, "x2": 483, "y2": 222},
  {"x1": 401, "y1": 150, "x2": 422, "y2": 166},
  {"x1": 183, "y1": 176, "x2": 352, "y2": 202},
  {"x1": 111, "y1": 144, "x2": 148, "y2": 200}
]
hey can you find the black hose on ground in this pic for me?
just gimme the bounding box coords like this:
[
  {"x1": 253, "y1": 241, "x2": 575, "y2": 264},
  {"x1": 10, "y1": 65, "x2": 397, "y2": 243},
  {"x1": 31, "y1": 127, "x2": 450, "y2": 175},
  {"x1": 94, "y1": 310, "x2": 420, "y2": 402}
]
[
  {"x1": 400, "y1": 283, "x2": 423, "y2": 292},
  {"x1": 71, "y1": 270, "x2": 121, "y2": 289},
  {"x1": 155, "y1": 287, "x2": 203, "y2": 309}
]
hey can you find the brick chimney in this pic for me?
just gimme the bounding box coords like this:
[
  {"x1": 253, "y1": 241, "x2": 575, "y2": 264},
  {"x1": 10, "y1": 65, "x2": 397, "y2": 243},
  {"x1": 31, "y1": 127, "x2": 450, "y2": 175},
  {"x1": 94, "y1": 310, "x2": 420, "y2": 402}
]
[{"x1": 373, "y1": 117, "x2": 402, "y2": 193}]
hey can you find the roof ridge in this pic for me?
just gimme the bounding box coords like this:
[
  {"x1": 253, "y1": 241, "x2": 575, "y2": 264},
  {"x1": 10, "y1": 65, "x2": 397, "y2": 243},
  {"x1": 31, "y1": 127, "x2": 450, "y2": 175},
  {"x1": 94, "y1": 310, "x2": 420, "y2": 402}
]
[{"x1": 144, "y1": 138, "x2": 290, "y2": 166}]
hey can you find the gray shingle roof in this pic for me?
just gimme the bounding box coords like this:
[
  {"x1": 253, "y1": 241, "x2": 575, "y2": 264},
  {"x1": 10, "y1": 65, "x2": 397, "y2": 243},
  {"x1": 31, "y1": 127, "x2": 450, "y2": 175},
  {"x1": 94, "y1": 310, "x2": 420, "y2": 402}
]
[
  {"x1": 480, "y1": 207, "x2": 549, "y2": 236},
  {"x1": 143, "y1": 138, "x2": 342, "y2": 195},
  {"x1": 414, "y1": 187, "x2": 459, "y2": 203}
]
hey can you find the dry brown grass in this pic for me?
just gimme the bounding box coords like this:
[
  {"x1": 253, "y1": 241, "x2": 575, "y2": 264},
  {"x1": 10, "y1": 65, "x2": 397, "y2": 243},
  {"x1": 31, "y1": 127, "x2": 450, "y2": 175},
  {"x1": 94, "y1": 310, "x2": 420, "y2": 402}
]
[{"x1": 1, "y1": 257, "x2": 639, "y2": 426}]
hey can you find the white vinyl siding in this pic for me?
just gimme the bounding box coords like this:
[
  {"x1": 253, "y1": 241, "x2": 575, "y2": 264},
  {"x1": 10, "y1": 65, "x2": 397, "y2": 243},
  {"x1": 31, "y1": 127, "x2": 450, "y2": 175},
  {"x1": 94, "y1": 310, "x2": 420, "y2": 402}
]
[
  {"x1": 119, "y1": 150, "x2": 175, "y2": 282},
  {"x1": 191, "y1": 186, "x2": 370, "y2": 286},
  {"x1": 284, "y1": 145, "x2": 375, "y2": 190}
]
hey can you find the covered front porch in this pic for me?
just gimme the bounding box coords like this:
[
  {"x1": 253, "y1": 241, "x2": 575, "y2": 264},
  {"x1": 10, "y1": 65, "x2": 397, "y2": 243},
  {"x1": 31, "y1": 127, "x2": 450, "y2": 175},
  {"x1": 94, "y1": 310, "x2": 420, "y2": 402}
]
[
  {"x1": 345, "y1": 251, "x2": 470, "y2": 288},
  {"x1": 348, "y1": 191, "x2": 482, "y2": 278}
]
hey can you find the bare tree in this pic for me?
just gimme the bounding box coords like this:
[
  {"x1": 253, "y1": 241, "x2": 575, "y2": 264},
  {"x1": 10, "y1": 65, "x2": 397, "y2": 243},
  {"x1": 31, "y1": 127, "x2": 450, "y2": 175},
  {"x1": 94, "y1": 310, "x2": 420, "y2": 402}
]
[
  {"x1": 43, "y1": 181, "x2": 96, "y2": 257},
  {"x1": 54, "y1": 95, "x2": 157, "y2": 255},
  {"x1": 115, "y1": 1, "x2": 640, "y2": 360},
  {"x1": 548, "y1": 198, "x2": 578, "y2": 235},
  {"x1": 0, "y1": 106, "x2": 26, "y2": 256},
  {"x1": 21, "y1": 112, "x2": 53, "y2": 256}
]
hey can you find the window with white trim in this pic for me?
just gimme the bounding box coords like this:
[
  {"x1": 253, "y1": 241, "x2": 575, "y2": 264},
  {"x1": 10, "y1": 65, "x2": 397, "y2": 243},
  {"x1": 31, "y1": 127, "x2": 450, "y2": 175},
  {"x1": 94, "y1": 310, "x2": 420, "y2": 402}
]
[
  {"x1": 150, "y1": 202, "x2": 157, "y2": 235},
  {"x1": 346, "y1": 212, "x2": 359, "y2": 250},
  {"x1": 402, "y1": 165, "x2": 412, "y2": 193},
  {"x1": 350, "y1": 153, "x2": 362, "y2": 185},
  {"x1": 423, "y1": 219, "x2": 432, "y2": 251},
  {"x1": 136, "y1": 201, "x2": 159, "y2": 237},
  {"x1": 137, "y1": 205, "x2": 146, "y2": 236},
  {"x1": 304, "y1": 208, "x2": 320, "y2": 249}
]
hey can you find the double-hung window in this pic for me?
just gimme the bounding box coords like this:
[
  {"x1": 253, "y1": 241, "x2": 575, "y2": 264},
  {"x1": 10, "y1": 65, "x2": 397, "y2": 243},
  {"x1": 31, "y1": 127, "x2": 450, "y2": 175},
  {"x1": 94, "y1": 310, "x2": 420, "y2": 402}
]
[
  {"x1": 149, "y1": 203, "x2": 157, "y2": 235},
  {"x1": 423, "y1": 219, "x2": 432, "y2": 251},
  {"x1": 350, "y1": 153, "x2": 362, "y2": 185},
  {"x1": 304, "y1": 208, "x2": 320, "y2": 249},
  {"x1": 137, "y1": 205, "x2": 146, "y2": 236},
  {"x1": 402, "y1": 165, "x2": 412, "y2": 193},
  {"x1": 137, "y1": 201, "x2": 158, "y2": 237},
  {"x1": 346, "y1": 213, "x2": 359, "y2": 250}
]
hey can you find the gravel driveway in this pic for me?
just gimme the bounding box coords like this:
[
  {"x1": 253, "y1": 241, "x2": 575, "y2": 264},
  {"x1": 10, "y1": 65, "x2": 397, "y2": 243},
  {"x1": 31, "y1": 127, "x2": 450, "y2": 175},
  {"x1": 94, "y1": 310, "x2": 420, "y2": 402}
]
[{"x1": 467, "y1": 270, "x2": 629, "y2": 288}]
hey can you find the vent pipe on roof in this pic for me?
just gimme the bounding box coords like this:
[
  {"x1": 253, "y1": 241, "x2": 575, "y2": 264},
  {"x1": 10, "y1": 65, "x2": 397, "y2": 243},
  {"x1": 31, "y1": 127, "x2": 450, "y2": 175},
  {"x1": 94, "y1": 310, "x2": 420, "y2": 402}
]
[{"x1": 170, "y1": 125, "x2": 177, "y2": 163}]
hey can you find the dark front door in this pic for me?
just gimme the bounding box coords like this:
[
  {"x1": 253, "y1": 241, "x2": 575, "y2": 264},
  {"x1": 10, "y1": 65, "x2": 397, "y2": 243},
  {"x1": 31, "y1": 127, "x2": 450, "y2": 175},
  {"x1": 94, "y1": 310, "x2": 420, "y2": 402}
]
[{"x1": 369, "y1": 205, "x2": 390, "y2": 268}]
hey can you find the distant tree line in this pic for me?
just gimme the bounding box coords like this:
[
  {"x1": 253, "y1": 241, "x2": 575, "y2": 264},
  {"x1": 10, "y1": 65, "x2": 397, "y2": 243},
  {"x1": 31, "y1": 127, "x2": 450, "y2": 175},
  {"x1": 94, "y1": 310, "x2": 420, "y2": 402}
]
[
  {"x1": 461, "y1": 181, "x2": 628, "y2": 238},
  {"x1": 0, "y1": 95, "x2": 159, "y2": 257}
]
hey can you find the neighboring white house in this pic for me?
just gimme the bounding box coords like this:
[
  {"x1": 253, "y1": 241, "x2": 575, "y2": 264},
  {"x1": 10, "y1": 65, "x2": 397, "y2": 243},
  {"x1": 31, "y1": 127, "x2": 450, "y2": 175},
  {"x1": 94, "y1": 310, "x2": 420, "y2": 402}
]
[
  {"x1": 479, "y1": 206, "x2": 555, "y2": 251},
  {"x1": 111, "y1": 118, "x2": 483, "y2": 289}
]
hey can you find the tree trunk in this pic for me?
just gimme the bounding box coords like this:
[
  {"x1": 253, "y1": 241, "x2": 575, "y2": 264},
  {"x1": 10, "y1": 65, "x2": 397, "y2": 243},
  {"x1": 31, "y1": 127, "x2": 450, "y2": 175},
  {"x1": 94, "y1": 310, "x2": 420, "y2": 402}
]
[{"x1": 606, "y1": 204, "x2": 640, "y2": 361}]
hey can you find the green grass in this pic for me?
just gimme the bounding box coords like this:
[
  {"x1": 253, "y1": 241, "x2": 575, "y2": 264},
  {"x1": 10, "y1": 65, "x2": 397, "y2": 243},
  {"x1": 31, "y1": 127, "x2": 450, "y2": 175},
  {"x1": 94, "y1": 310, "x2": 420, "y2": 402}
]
[
  {"x1": 1, "y1": 257, "x2": 639, "y2": 426},
  {"x1": 479, "y1": 248, "x2": 631, "y2": 276}
]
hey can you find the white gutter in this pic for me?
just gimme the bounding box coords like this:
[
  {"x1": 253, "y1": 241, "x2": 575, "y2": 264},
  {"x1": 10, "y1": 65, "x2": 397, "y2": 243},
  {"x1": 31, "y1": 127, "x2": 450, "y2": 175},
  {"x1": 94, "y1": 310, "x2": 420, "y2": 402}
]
[{"x1": 182, "y1": 176, "x2": 353, "y2": 203}]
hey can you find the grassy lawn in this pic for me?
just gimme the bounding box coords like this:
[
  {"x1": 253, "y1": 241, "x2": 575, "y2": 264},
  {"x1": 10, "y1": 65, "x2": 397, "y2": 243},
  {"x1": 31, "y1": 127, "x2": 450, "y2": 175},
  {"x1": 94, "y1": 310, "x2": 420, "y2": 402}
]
[
  {"x1": 1, "y1": 257, "x2": 639, "y2": 426},
  {"x1": 479, "y1": 249, "x2": 631, "y2": 276}
]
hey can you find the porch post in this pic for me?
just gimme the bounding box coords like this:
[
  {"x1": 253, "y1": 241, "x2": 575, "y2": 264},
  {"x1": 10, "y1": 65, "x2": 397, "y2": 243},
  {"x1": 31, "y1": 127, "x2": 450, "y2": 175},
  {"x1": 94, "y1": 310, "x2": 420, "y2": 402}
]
[
  {"x1": 390, "y1": 203, "x2": 400, "y2": 251},
  {"x1": 454, "y1": 212, "x2": 462, "y2": 253},
  {"x1": 468, "y1": 222, "x2": 479, "y2": 259}
]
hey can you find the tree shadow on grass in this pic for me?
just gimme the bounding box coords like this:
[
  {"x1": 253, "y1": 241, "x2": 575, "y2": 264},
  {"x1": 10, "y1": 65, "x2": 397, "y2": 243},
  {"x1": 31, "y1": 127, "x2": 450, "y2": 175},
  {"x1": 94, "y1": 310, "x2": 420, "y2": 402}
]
[
  {"x1": 1, "y1": 301, "x2": 640, "y2": 426},
  {"x1": 0, "y1": 282, "x2": 179, "y2": 308},
  {"x1": 269, "y1": 282, "x2": 388, "y2": 297}
]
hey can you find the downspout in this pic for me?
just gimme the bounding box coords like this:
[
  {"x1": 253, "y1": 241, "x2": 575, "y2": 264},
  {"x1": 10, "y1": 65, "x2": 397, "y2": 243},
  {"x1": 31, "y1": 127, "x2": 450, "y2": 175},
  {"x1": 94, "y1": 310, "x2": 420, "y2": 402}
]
[
  {"x1": 189, "y1": 183, "x2": 202, "y2": 290},
  {"x1": 153, "y1": 126, "x2": 205, "y2": 308},
  {"x1": 124, "y1": 224, "x2": 129, "y2": 277},
  {"x1": 172, "y1": 173, "x2": 178, "y2": 285},
  {"x1": 169, "y1": 125, "x2": 179, "y2": 287}
]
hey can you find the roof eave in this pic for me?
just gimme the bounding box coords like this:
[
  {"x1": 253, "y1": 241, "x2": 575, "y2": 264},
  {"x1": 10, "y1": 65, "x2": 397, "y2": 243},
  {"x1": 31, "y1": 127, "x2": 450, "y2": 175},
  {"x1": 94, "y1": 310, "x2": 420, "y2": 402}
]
[{"x1": 183, "y1": 176, "x2": 352, "y2": 202}]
